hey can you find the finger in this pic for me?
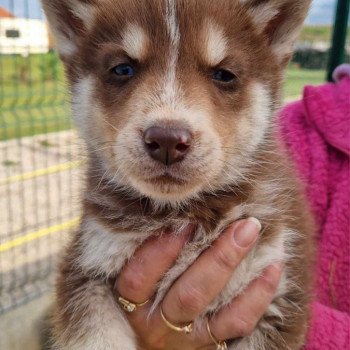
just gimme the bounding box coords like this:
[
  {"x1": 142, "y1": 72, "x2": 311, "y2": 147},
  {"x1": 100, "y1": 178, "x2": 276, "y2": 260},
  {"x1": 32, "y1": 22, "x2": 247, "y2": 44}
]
[
  {"x1": 130, "y1": 262, "x2": 279, "y2": 350},
  {"x1": 116, "y1": 226, "x2": 192, "y2": 304},
  {"x1": 162, "y1": 218, "x2": 261, "y2": 324},
  {"x1": 194, "y1": 263, "x2": 283, "y2": 347}
]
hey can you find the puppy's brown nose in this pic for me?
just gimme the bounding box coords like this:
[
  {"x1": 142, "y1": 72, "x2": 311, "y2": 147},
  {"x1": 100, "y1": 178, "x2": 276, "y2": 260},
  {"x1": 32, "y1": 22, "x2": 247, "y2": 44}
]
[{"x1": 144, "y1": 127, "x2": 192, "y2": 166}]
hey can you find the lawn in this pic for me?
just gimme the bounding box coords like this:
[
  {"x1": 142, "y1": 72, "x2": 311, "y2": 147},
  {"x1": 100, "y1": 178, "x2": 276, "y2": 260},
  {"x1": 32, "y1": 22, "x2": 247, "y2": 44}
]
[
  {"x1": 300, "y1": 26, "x2": 332, "y2": 42},
  {"x1": 0, "y1": 53, "x2": 72, "y2": 140},
  {"x1": 299, "y1": 26, "x2": 349, "y2": 43},
  {"x1": 284, "y1": 66, "x2": 325, "y2": 99},
  {"x1": 1, "y1": 53, "x2": 326, "y2": 141}
]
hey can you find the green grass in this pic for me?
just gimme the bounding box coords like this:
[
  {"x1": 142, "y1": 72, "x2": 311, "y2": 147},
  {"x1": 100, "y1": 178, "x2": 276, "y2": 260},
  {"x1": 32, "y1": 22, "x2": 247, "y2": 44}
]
[
  {"x1": 1, "y1": 53, "x2": 326, "y2": 141},
  {"x1": 300, "y1": 26, "x2": 332, "y2": 42},
  {"x1": 1, "y1": 105, "x2": 72, "y2": 140},
  {"x1": 300, "y1": 25, "x2": 349, "y2": 43},
  {"x1": 0, "y1": 53, "x2": 71, "y2": 140},
  {"x1": 284, "y1": 66, "x2": 325, "y2": 99}
]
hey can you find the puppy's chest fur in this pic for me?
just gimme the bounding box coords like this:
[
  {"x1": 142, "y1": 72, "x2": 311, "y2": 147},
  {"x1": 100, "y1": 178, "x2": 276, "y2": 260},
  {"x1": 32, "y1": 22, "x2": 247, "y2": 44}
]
[
  {"x1": 70, "y1": 150, "x2": 308, "y2": 318},
  {"x1": 52, "y1": 147, "x2": 313, "y2": 350}
]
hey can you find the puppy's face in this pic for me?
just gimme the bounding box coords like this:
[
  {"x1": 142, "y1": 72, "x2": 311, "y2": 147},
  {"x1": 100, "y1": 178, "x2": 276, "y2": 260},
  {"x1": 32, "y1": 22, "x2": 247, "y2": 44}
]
[{"x1": 43, "y1": 0, "x2": 310, "y2": 205}]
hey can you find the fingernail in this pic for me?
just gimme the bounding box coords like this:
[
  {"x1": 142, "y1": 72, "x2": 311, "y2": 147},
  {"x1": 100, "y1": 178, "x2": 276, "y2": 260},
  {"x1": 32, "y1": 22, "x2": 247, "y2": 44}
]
[{"x1": 233, "y1": 218, "x2": 261, "y2": 248}]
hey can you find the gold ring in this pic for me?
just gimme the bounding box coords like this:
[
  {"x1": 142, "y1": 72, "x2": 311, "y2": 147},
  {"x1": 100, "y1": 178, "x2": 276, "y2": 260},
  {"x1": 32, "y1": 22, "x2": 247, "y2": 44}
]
[
  {"x1": 206, "y1": 319, "x2": 228, "y2": 350},
  {"x1": 117, "y1": 295, "x2": 150, "y2": 313},
  {"x1": 160, "y1": 306, "x2": 193, "y2": 334}
]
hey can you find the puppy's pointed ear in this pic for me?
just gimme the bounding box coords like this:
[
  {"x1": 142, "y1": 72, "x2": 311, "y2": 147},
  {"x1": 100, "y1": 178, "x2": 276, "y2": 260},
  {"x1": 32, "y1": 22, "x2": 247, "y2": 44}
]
[
  {"x1": 42, "y1": 0, "x2": 96, "y2": 59},
  {"x1": 241, "y1": 0, "x2": 311, "y2": 66}
]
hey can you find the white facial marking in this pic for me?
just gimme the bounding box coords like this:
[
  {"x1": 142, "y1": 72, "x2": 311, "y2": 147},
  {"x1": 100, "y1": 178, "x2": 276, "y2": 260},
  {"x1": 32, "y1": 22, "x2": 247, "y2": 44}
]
[
  {"x1": 166, "y1": 0, "x2": 180, "y2": 45},
  {"x1": 161, "y1": 0, "x2": 181, "y2": 107},
  {"x1": 72, "y1": 76, "x2": 95, "y2": 137},
  {"x1": 202, "y1": 21, "x2": 228, "y2": 66},
  {"x1": 122, "y1": 24, "x2": 148, "y2": 60},
  {"x1": 247, "y1": 82, "x2": 271, "y2": 149},
  {"x1": 114, "y1": 103, "x2": 224, "y2": 205}
]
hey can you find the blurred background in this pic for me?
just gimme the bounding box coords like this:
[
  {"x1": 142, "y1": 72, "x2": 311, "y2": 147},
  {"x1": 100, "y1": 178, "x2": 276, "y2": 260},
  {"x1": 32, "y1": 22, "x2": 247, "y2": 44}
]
[{"x1": 0, "y1": 0, "x2": 349, "y2": 349}]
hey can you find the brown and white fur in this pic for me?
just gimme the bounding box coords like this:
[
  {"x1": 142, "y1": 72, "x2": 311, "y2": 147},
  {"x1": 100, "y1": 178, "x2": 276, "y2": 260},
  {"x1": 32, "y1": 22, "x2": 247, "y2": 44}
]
[{"x1": 42, "y1": 0, "x2": 314, "y2": 349}]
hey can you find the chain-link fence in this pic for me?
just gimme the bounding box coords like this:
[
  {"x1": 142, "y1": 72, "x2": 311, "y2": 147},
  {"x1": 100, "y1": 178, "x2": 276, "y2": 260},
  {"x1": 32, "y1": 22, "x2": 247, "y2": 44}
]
[{"x1": 0, "y1": 0, "x2": 348, "y2": 314}]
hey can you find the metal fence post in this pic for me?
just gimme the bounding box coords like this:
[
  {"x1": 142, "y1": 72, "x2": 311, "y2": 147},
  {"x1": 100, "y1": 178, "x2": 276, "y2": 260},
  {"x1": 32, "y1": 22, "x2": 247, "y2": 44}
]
[{"x1": 327, "y1": 0, "x2": 350, "y2": 81}]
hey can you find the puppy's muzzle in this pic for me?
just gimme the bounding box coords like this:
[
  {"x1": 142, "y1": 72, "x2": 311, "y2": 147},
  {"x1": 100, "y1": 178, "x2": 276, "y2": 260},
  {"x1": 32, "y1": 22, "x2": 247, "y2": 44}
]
[{"x1": 144, "y1": 126, "x2": 192, "y2": 166}]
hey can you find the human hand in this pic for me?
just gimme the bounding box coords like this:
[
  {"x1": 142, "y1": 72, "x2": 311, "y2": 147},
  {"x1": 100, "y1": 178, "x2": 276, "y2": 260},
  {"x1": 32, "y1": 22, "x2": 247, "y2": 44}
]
[{"x1": 115, "y1": 219, "x2": 283, "y2": 350}]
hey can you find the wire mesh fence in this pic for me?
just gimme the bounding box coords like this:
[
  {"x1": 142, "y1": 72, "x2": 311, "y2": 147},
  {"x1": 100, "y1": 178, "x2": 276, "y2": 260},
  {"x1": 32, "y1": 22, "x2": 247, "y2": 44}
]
[
  {"x1": 0, "y1": 1, "x2": 83, "y2": 313},
  {"x1": 0, "y1": 0, "x2": 348, "y2": 314}
]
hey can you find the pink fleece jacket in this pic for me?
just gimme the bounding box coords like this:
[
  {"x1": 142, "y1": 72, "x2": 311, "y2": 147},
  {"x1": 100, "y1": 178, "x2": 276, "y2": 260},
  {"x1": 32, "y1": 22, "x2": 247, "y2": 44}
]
[{"x1": 279, "y1": 73, "x2": 350, "y2": 349}]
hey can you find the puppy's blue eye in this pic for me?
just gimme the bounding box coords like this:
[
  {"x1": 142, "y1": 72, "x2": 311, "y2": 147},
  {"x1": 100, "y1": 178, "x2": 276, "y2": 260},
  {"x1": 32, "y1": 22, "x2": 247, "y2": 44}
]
[
  {"x1": 212, "y1": 69, "x2": 236, "y2": 83},
  {"x1": 112, "y1": 64, "x2": 135, "y2": 77}
]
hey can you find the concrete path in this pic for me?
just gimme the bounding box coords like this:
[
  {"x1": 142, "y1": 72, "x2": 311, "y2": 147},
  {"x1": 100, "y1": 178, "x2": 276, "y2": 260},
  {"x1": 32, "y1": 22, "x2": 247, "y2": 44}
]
[
  {"x1": 0, "y1": 293, "x2": 52, "y2": 350},
  {"x1": 0, "y1": 130, "x2": 84, "y2": 311}
]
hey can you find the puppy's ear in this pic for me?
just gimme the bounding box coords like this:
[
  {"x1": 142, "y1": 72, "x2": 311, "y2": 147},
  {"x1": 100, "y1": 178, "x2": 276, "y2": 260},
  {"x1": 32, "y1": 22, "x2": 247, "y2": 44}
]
[
  {"x1": 41, "y1": 0, "x2": 96, "y2": 59},
  {"x1": 241, "y1": 0, "x2": 311, "y2": 66}
]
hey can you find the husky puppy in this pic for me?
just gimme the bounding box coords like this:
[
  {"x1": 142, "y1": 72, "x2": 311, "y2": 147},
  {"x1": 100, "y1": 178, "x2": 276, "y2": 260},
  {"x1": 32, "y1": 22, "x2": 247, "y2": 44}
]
[{"x1": 42, "y1": 0, "x2": 313, "y2": 349}]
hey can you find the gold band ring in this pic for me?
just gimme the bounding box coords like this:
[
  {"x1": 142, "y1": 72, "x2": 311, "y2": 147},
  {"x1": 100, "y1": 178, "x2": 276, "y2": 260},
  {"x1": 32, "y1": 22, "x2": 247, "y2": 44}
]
[
  {"x1": 117, "y1": 295, "x2": 150, "y2": 313},
  {"x1": 160, "y1": 306, "x2": 194, "y2": 334},
  {"x1": 206, "y1": 319, "x2": 228, "y2": 350}
]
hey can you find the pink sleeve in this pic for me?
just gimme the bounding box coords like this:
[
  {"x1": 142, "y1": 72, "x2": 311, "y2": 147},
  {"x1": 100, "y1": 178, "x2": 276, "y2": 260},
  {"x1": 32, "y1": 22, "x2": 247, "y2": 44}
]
[{"x1": 305, "y1": 302, "x2": 350, "y2": 350}]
